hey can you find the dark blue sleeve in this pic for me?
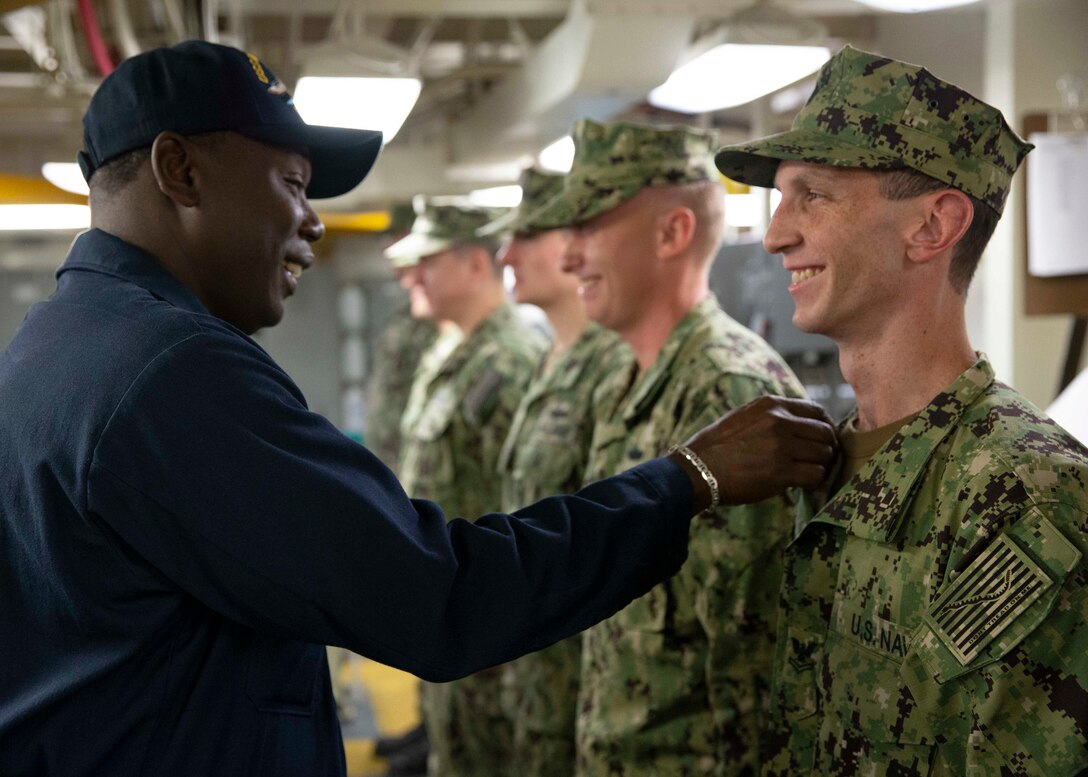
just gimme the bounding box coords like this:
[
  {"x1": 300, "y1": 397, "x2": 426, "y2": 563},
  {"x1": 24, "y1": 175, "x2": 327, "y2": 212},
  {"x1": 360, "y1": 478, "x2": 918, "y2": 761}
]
[{"x1": 87, "y1": 330, "x2": 692, "y2": 681}]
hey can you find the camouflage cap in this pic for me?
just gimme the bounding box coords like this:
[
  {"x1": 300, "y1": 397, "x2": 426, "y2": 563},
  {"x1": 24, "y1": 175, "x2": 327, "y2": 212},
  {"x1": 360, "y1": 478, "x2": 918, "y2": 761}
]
[
  {"x1": 714, "y1": 45, "x2": 1033, "y2": 215},
  {"x1": 384, "y1": 196, "x2": 503, "y2": 268},
  {"x1": 477, "y1": 167, "x2": 565, "y2": 237},
  {"x1": 526, "y1": 119, "x2": 719, "y2": 228}
]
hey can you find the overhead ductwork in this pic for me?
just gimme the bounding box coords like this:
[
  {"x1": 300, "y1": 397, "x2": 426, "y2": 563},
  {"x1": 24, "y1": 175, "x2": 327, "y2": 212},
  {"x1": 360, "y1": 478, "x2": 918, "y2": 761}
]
[
  {"x1": 329, "y1": 0, "x2": 700, "y2": 207},
  {"x1": 448, "y1": 0, "x2": 695, "y2": 164}
]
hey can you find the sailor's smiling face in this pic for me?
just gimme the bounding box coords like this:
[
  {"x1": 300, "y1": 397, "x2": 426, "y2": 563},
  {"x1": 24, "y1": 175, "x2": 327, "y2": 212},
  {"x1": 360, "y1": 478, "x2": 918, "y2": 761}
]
[
  {"x1": 499, "y1": 228, "x2": 575, "y2": 308},
  {"x1": 185, "y1": 133, "x2": 325, "y2": 334},
  {"x1": 764, "y1": 161, "x2": 915, "y2": 342},
  {"x1": 561, "y1": 190, "x2": 661, "y2": 337}
]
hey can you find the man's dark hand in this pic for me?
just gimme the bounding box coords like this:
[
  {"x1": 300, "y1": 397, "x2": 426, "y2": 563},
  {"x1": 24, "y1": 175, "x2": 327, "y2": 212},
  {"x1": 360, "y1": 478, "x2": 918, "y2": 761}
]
[{"x1": 667, "y1": 396, "x2": 837, "y2": 510}]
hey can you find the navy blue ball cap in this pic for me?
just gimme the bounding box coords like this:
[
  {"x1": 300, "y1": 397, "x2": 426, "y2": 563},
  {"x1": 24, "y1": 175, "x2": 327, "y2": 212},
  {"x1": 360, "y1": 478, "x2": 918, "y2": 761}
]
[{"x1": 78, "y1": 40, "x2": 384, "y2": 199}]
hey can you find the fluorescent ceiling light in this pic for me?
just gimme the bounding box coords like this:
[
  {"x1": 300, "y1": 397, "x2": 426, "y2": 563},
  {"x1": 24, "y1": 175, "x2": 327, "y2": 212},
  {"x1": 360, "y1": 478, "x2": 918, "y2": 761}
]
[
  {"x1": 468, "y1": 185, "x2": 523, "y2": 208},
  {"x1": 41, "y1": 162, "x2": 90, "y2": 196},
  {"x1": 447, "y1": 160, "x2": 525, "y2": 183},
  {"x1": 293, "y1": 76, "x2": 422, "y2": 144},
  {"x1": 538, "y1": 136, "x2": 575, "y2": 173},
  {"x1": 852, "y1": 0, "x2": 981, "y2": 11},
  {"x1": 0, "y1": 204, "x2": 90, "y2": 231},
  {"x1": 650, "y1": 44, "x2": 830, "y2": 114}
]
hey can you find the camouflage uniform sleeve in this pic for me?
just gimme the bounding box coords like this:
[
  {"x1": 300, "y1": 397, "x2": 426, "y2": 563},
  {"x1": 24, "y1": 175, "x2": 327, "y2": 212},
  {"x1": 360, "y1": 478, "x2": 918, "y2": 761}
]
[
  {"x1": 901, "y1": 493, "x2": 1088, "y2": 775},
  {"x1": 671, "y1": 372, "x2": 798, "y2": 767}
]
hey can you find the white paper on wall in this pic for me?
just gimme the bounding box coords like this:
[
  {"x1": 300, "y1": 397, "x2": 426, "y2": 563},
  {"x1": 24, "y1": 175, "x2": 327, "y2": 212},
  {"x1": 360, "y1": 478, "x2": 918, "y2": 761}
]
[
  {"x1": 1027, "y1": 132, "x2": 1088, "y2": 278},
  {"x1": 1048, "y1": 367, "x2": 1088, "y2": 447}
]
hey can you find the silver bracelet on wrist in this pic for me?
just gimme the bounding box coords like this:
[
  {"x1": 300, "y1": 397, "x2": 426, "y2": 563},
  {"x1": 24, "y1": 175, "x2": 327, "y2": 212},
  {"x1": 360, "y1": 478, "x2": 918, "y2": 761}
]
[{"x1": 667, "y1": 444, "x2": 720, "y2": 513}]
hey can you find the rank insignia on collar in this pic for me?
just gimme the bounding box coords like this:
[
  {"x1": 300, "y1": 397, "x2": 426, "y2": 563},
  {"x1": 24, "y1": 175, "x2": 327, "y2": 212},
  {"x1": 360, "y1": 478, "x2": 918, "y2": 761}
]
[{"x1": 925, "y1": 534, "x2": 1052, "y2": 665}]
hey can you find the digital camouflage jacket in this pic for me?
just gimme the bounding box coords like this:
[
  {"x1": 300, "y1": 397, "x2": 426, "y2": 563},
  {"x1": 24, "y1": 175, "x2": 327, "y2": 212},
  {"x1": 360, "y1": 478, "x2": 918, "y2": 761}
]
[
  {"x1": 365, "y1": 301, "x2": 437, "y2": 474},
  {"x1": 399, "y1": 303, "x2": 544, "y2": 518},
  {"x1": 764, "y1": 356, "x2": 1088, "y2": 776},
  {"x1": 498, "y1": 322, "x2": 630, "y2": 777},
  {"x1": 398, "y1": 302, "x2": 545, "y2": 777},
  {"x1": 577, "y1": 295, "x2": 805, "y2": 776}
]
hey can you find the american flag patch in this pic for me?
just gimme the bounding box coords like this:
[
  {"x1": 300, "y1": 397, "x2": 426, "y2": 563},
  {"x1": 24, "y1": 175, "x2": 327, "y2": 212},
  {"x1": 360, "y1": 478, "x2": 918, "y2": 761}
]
[{"x1": 926, "y1": 535, "x2": 1053, "y2": 665}]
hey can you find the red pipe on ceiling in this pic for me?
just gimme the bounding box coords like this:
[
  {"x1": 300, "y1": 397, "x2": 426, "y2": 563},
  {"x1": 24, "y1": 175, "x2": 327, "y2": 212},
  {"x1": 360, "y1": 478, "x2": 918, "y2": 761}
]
[{"x1": 76, "y1": 0, "x2": 114, "y2": 77}]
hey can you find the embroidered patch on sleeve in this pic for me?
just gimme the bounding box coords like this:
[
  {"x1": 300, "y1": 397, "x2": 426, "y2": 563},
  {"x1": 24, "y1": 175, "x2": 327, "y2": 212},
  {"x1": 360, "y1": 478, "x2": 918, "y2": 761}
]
[{"x1": 924, "y1": 534, "x2": 1053, "y2": 665}]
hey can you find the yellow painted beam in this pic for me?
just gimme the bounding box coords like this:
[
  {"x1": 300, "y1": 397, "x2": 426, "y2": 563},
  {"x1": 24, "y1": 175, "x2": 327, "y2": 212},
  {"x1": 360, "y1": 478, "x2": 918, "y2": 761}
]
[
  {"x1": 0, "y1": 175, "x2": 393, "y2": 236},
  {"x1": 0, "y1": 175, "x2": 88, "y2": 205},
  {"x1": 317, "y1": 211, "x2": 392, "y2": 234},
  {"x1": 719, "y1": 174, "x2": 750, "y2": 195}
]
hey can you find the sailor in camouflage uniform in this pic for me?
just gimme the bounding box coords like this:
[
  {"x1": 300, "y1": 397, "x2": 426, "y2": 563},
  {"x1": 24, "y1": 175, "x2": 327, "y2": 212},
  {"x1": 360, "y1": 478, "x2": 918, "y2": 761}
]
[
  {"x1": 366, "y1": 223, "x2": 445, "y2": 472},
  {"x1": 386, "y1": 199, "x2": 547, "y2": 777},
  {"x1": 356, "y1": 245, "x2": 441, "y2": 773},
  {"x1": 715, "y1": 45, "x2": 1088, "y2": 775},
  {"x1": 364, "y1": 294, "x2": 437, "y2": 474},
  {"x1": 528, "y1": 119, "x2": 806, "y2": 775},
  {"x1": 483, "y1": 167, "x2": 629, "y2": 776}
]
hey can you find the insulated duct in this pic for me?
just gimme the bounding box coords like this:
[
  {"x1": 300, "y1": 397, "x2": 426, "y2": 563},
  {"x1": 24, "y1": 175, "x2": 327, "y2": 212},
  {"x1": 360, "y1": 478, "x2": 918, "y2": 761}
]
[{"x1": 328, "y1": 0, "x2": 699, "y2": 206}]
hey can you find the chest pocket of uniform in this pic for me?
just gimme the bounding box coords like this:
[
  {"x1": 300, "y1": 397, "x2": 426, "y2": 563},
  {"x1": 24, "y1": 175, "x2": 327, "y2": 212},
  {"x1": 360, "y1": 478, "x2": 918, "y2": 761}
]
[
  {"x1": 245, "y1": 636, "x2": 324, "y2": 715},
  {"x1": 414, "y1": 385, "x2": 458, "y2": 442},
  {"x1": 516, "y1": 398, "x2": 582, "y2": 486},
  {"x1": 535, "y1": 397, "x2": 577, "y2": 443},
  {"x1": 826, "y1": 598, "x2": 934, "y2": 738}
]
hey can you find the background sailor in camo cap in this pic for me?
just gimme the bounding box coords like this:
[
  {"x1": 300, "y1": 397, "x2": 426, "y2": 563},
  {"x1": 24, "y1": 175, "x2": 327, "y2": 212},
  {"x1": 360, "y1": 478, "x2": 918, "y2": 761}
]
[
  {"x1": 486, "y1": 167, "x2": 628, "y2": 777},
  {"x1": 388, "y1": 197, "x2": 547, "y2": 777},
  {"x1": 529, "y1": 118, "x2": 805, "y2": 776}
]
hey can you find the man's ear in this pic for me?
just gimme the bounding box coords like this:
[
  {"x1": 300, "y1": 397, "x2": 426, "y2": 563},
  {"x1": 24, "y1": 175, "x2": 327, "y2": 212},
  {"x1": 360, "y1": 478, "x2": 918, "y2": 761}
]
[
  {"x1": 150, "y1": 131, "x2": 199, "y2": 208},
  {"x1": 905, "y1": 188, "x2": 973, "y2": 264},
  {"x1": 465, "y1": 244, "x2": 498, "y2": 279},
  {"x1": 656, "y1": 206, "x2": 697, "y2": 261}
]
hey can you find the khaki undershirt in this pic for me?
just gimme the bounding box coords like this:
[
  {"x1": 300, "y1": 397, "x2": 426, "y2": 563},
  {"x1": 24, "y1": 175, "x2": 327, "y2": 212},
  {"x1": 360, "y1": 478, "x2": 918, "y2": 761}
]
[{"x1": 833, "y1": 413, "x2": 918, "y2": 493}]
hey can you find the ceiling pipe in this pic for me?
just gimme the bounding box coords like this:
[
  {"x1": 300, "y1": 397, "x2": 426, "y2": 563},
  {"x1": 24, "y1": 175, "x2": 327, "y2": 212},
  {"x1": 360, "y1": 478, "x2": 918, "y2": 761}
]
[
  {"x1": 407, "y1": 15, "x2": 440, "y2": 72},
  {"x1": 221, "y1": 0, "x2": 244, "y2": 47},
  {"x1": 202, "y1": 0, "x2": 219, "y2": 43},
  {"x1": 75, "y1": 0, "x2": 112, "y2": 76},
  {"x1": 161, "y1": 0, "x2": 188, "y2": 44},
  {"x1": 107, "y1": 0, "x2": 141, "y2": 60},
  {"x1": 49, "y1": 0, "x2": 88, "y2": 86}
]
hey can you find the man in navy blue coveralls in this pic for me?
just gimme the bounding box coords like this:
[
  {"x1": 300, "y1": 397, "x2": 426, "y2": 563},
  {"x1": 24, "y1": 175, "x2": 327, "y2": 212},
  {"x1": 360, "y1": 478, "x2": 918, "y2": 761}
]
[{"x1": 0, "y1": 41, "x2": 836, "y2": 776}]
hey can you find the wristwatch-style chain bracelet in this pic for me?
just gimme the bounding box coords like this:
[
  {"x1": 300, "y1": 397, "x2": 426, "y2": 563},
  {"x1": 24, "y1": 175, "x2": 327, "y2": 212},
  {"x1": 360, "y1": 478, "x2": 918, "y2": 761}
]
[{"x1": 667, "y1": 444, "x2": 720, "y2": 513}]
